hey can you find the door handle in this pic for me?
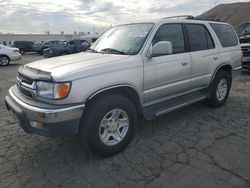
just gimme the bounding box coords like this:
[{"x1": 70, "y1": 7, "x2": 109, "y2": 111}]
[
  {"x1": 213, "y1": 56, "x2": 219, "y2": 60},
  {"x1": 181, "y1": 61, "x2": 189, "y2": 66}
]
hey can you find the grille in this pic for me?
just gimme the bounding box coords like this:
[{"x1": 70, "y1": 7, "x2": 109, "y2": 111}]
[
  {"x1": 16, "y1": 74, "x2": 36, "y2": 98},
  {"x1": 241, "y1": 46, "x2": 250, "y2": 57},
  {"x1": 17, "y1": 86, "x2": 33, "y2": 98}
]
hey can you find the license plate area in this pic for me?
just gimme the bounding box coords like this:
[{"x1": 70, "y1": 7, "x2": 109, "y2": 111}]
[{"x1": 242, "y1": 57, "x2": 250, "y2": 62}]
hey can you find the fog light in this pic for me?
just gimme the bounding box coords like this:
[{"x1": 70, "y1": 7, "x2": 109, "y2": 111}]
[{"x1": 30, "y1": 121, "x2": 44, "y2": 129}]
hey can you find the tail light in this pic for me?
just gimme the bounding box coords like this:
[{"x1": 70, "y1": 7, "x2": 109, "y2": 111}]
[{"x1": 13, "y1": 49, "x2": 19, "y2": 53}]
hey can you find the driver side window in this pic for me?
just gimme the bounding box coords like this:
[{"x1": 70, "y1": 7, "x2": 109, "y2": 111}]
[{"x1": 152, "y1": 24, "x2": 185, "y2": 54}]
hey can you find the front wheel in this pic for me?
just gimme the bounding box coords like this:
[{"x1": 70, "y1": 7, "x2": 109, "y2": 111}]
[
  {"x1": 0, "y1": 55, "x2": 10, "y2": 66},
  {"x1": 207, "y1": 71, "x2": 231, "y2": 107},
  {"x1": 82, "y1": 94, "x2": 137, "y2": 157}
]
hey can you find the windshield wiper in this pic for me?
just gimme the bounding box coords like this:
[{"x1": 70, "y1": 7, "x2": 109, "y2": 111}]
[
  {"x1": 87, "y1": 48, "x2": 98, "y2": 53},
  {"x1": 100, "y1": 48, "x2": 126, "y2": 55}
]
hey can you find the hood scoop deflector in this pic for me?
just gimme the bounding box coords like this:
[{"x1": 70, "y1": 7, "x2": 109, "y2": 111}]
[{"x1": 18, "y1": 65, "x2": 52, "y2": 81}]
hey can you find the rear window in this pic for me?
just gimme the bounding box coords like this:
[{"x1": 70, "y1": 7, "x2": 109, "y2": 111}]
[
  {"x1": 210, "y1": 23, "x2": 238, "y2": 47},
  {"x1": 185, "y1": 24, "x2": 215, "y2": 52}
]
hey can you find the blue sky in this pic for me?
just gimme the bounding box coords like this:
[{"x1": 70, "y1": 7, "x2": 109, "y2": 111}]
[{"x1": 0, "y1": 0, "x2": 249, "y2": 34}]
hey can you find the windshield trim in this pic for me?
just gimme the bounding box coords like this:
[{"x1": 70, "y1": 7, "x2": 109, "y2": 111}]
[{"x1": 89, "y1": 22, "x2": 155, "y2": 56}]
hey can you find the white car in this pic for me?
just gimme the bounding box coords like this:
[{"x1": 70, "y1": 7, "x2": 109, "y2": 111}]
[
  {"x1": 0, "y1": 44, "x2": 21, "y2": 66},
  {"x1": 5, "y1": 17, "x2": 241, "y2": 157}
]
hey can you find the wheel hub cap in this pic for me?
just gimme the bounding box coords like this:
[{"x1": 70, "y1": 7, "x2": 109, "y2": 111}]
[
  {"x1": 216, "y1": 78, "x2": 228, "y2": 101},
  {"x1": 0, "y1": 57, "x2": 9, "y2": 65},
  {"x1": 109, "y1": 120, "x2": 118, "y2": 131},
  {"x1": 99, "y1": 109, "x2": 129, "y2": 146}
]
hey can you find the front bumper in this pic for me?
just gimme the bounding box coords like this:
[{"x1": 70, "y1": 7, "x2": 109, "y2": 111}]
[
  {"x1": 242, "y1": 61, "x2": 250, "y2": 69},
  {"x1": 5, "y1": 88, "x2": 85, "y2": 137},
  {"x1": 10, "y1": 53, "x2": 22, "y2": 61}
]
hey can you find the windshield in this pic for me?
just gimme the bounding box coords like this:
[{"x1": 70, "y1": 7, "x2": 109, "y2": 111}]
[
  {"x1": 90, "y1": 23, "x2": 154, "y2": 55},
  {"x1": 238, "y1": 23, "x2": 250, "y2": 36}
]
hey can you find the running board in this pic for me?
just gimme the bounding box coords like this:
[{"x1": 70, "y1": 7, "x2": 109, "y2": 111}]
[{"x1": 143, "y1": 89, "x2": 209, "y2": 120}]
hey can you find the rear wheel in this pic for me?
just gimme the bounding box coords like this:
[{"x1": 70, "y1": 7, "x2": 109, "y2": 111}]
[
  {"x1": 81, "y1": 94, "x2": 137, "y2": 157},
  {"x1": 207, "y1": 71, "x2": 231, "y2": 107},
  {"x1": 0, "y1": 55, "x2": 10, "y2": 66}
]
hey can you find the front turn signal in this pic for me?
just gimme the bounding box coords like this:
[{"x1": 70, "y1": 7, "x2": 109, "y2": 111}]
[{"x1": 54, "y1": 82, "x2": 71, "y2": 99}]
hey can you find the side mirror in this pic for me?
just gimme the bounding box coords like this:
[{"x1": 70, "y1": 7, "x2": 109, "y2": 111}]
[{"x1": 150, "y1": 41, "x2": 173, "y2": 57}]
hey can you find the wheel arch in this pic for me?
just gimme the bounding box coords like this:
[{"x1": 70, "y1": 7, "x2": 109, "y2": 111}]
[
  {"x1": 210, "y1": 64, "x2": 232, "y2": 86},
  {"x1": 85, "y1": 85, "x2": 142, "y2": 114},
  {"x1": 0, "y1": 54, "x2": 11, "y2": 61}
]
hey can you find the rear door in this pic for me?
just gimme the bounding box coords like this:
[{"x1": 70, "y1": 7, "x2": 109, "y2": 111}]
[{"x1": 184, "y1": 23, "x2": 219, "y2": 89}]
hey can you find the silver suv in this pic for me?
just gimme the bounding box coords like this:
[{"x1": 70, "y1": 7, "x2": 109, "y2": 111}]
[{"x1": 5, "y1": 16, "x2": 242, "y2": 157}]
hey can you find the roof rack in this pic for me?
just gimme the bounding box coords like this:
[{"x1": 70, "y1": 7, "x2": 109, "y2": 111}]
[
  {"x1": 162, "y1": 15, "x2": 221, "y2": 22},
  {"x1": 187, "y1": 17, "x2": 221, "y2": 22},
  {"x1": 162, "y1": 15, "x2": 194, "y2": 19}
]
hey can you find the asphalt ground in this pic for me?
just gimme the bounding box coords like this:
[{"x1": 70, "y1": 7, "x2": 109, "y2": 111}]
[{"x1": 0, "y1": 53, "x2": 250, "y2": 188}]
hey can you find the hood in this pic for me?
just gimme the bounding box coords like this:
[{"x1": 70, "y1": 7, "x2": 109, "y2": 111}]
[{"x1": 24, "y1": 52, "x2": 133, "y2": 81}]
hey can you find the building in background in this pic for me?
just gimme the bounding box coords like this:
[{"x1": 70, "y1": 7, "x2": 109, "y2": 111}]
[{"x1": 0, "y1": 32, "x2": 100, "y2": 46}]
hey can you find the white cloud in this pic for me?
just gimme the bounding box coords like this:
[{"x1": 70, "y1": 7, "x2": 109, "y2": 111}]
[{"x1": 0, "y1": 0, "x2": 249, "y2": 33}]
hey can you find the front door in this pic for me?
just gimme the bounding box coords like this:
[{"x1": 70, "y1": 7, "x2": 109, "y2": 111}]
[{"x1": 143, "y1": 23, "x2": 192, "y2": 104}]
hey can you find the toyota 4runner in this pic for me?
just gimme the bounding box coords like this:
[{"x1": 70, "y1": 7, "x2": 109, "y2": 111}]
[{"x1": 5, "y1": 16, "x2": 242, "y2": 157}]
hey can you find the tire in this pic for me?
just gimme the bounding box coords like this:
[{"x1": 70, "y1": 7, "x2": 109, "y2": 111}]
[
  {"x1": 20, "y1": 49, "x2": 25, "y2": 55},
  {"x1": 82, "y1": 94, "x2": 137, "y2": 157},
  {"x1": 38, "y1": 49, "x2": 46, "y2": 55},
  {"x1": 207, "y1": 71, "x2": 231, "y2": 107},
  {"x1": 0, "y1": 55, "x2": 10, "y2": 66}
]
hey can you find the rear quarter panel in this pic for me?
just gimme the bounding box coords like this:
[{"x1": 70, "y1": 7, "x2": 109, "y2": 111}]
[{"x1": 206, "y1": 22, "x2": 241, "y2": 73}]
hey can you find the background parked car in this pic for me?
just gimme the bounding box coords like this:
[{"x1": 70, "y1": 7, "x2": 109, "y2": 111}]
[
  {"x1": 11, "y1": 41, "x2": 34, "y2": 55},
  {"x1": 43, "y1": 39, "x2": 90, "y2": 58},
  {"x1": 32, "y1": 40, "x2": 66, "y2": 55},
  {"x1": 238, "y1": 22, "x2": 250, "y2": 70},
  {"x1": 0, "y1": 44, "x2": 21, "y2": 66}
]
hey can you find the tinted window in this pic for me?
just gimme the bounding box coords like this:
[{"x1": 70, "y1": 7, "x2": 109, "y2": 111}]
[
  {"x1": 186, "y1": 24, "x2": 214, "y2": 51},
  {"x1": 153, "y1": 24, "x2": 185, "y2": 54},
  {"x1": 205, "y1": 29, "x2": 214, "y2": 49},
  {"x1": 210, "y1": 23, "x2": 238, "y2": 47}
]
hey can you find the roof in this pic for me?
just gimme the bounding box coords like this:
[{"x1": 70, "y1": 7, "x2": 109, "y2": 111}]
[{"x1": 121, "y1": 15, "x2": 227, "y2": 26}]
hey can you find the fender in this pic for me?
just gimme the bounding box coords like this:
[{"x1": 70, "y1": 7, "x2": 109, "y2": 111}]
[
  {"x1": 209, "y1": 63, "x2": 232, "y2": 86},
  {"x1": 88, "y1": 84, "x2": 140, "y2": 100}
]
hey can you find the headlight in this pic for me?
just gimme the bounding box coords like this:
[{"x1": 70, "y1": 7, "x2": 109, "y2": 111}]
[
  {"x1": 36, "y1": 81, "x2": 71, "y2": 99},
  {"x1": 36, "y1": 82, "x2": 54, "y2": 99}
]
